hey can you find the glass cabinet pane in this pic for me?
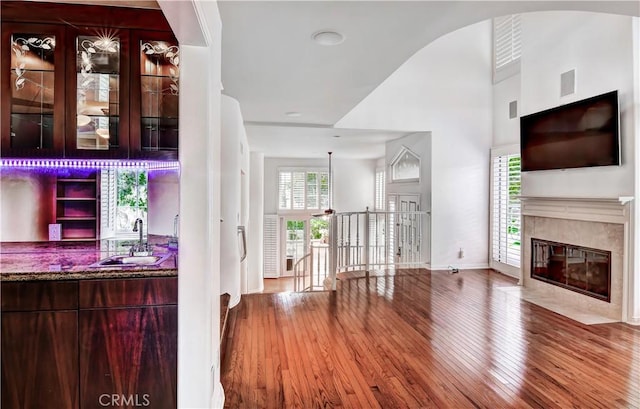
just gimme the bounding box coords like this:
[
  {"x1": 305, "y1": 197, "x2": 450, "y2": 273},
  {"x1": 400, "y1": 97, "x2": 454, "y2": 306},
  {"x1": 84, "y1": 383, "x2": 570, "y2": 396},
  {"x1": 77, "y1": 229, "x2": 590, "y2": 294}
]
[
  {"x1": 76, "y1": 35, "x2": 120, "y2": 150},
  {"x1": 10, "y1": 33, "x2": 56, "y2": 149},
  {"x1": 139, "y1": 39, "x2": 179, "y2": 152}
]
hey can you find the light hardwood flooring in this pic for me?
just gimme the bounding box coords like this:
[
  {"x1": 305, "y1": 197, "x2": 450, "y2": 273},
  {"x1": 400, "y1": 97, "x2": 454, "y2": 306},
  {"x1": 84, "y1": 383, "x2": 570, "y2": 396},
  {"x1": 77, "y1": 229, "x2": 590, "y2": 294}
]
[{"x1": 261, "y1": 277, "x2": 295, "y2": 293}]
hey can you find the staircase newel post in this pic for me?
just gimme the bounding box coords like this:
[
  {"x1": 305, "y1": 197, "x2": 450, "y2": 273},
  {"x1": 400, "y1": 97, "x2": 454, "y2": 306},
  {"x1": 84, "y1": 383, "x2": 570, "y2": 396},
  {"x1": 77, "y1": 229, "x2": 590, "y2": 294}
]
[
  {"x1": 330, "y1": 213, "x2": 338, "y2": 291},
  {"x1": 364, "y1": 207, "x2": 370, "y2": 279}
]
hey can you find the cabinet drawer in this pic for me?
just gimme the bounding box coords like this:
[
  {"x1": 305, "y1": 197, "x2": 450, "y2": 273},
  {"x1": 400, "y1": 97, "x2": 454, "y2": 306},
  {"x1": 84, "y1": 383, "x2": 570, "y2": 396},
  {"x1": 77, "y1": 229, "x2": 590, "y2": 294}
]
[
  {"x1": 1, "y1": 280, "x2": 78, "y2": 312},
  {"x1": 79, "y1": 277, "x2": 178, "y2": 308}
]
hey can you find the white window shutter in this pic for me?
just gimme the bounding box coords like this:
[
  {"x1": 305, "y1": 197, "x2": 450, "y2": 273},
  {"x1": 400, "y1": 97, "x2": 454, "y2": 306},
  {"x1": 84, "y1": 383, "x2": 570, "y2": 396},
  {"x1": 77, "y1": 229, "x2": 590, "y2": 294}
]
[
  {"x1": 306, "y1": 172, "x2": 318, "y2": 209},
  {"x1": 493, "y1": 14, "x2": 521, "y2": 82},
  {"x1": 263, "y1": 214, "x2": 280, "y2": 278},
  {"x1": 278, "y1": 169, "x2": 329, "y2": 211},
  {"x1": 100, "y1": 169, "x2": 116, "y2": 239},
  {"x1": 279, "y1": 171, "x2": 292, "y2": 210},
  {"x1": 492, "y1": 154, "x2": 521, "y2": 267},
  {"x1": 319, "y1": 172, "x2": 329, "y2": 209},
  {"x1": 292, "y1": 171, "x2": 306, "y2": 210},
  {"x1": 375, "y1": 170, "x2": 386, "y2": 211}
]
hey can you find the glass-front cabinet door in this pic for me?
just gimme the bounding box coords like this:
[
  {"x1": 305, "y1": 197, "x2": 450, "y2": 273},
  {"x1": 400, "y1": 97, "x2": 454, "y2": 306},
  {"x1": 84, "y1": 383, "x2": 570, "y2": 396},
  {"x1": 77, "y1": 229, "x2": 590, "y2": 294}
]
[
  {"x1": 130, "y1": 30, "x2": 179, "y2": 160},
  {"x1": 66, "y1": 28, "x2": 129, "y2": 158},
  {"x1": 1, "y1": 23, "x2": 65, "y2": 157}
]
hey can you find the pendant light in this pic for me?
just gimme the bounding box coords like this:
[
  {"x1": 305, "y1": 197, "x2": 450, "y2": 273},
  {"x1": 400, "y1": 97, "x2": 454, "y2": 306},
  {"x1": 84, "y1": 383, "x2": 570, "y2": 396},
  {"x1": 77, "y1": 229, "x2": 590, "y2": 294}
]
[{"x1": 324, "y1": 151, "x2": 334, "y2": 214}]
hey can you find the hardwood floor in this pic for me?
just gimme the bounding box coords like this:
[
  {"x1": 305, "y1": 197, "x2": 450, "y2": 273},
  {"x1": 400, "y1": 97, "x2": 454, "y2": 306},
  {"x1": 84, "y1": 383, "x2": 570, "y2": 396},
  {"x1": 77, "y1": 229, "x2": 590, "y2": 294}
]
[
  {"x1": 262, "y1": 277, "x2": 295, "y2": 293},
  {"x1": 221, "y1": 269, "x2": 640, "y2": 408}
]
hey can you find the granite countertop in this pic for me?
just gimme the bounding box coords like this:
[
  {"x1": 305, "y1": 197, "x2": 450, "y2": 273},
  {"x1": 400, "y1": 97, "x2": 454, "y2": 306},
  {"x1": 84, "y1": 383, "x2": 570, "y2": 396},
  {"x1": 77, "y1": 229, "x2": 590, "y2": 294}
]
[{"x1": 0, "y1": 235, "x2": 178, "y2": 281}]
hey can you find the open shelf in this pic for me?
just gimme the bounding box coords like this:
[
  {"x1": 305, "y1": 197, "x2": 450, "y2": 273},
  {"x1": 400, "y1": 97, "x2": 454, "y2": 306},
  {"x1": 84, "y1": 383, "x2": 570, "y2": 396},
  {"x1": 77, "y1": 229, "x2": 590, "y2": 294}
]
[{"x1": 56, "y1": 170, "x2": 99, "y2": 240}]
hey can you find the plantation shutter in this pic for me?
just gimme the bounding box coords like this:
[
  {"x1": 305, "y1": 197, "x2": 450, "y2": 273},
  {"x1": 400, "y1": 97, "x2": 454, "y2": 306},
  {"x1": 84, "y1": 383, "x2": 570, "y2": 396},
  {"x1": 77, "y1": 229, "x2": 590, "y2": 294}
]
[
  {"x1": 492, "y1": 154, "x2": 521, "y2": 267},
  {"x1": 292, "y1": 171, "x2": 306, "y2": 210},
  {"x1": 375, "y1": 169, "x2": 385, "y2": 210},
  {"x1": 100, "y1": 169, "x2": 117, "y2": 239},
  {"x1": 306, "y1": 172, "x2": 318, "y2": 209},
  {"x1": 279, "y1": 169, "x2": 329, "y2": 211},
  {"x1": 278, "y1": 171, "x2": 292, "y2": 210},
  {"x1": 319, "y1": 172, "x2": 329, "y2": 209},
  {"x1": 493, "y1": 14, "x2": 521, "y2": 82},
  {"x1": 263, "y1": 215, "x2": 279, "y2": 278}
]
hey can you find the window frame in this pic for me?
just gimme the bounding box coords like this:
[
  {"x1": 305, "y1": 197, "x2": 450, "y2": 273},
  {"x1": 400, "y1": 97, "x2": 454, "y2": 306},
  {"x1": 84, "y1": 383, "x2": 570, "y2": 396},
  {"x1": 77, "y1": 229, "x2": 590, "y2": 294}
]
[
  {"x1": 277, "y1": 167, "x2": 329, "y2": 213},
  {"x1": 100, "y1": 168, "x2": 148, "y2": 238},
  {"x1": 389, "y1": 146, "x2": 420, "y2": 184}
]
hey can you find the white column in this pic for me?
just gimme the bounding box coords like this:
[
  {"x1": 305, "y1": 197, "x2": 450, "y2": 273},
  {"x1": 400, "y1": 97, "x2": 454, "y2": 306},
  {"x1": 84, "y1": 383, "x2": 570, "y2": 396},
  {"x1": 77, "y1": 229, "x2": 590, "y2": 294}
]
[
  {"x1": 220, "y1": 95, "x2": 242, "y2": 307},
  {"x1": 247, "y1": 151, "x2": 265, "y2": 293},
  {"x1": 160, "y1": 0, "x2": 224, "y2": 407},
  {"x1": 632, "y1": 17, "x2": 640, "y2": 324}
]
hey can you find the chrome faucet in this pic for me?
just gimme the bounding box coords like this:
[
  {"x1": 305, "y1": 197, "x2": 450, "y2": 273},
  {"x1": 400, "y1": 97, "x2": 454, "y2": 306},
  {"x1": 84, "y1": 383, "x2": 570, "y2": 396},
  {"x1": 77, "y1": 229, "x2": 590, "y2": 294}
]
[
  {"x1": 130, "y1": 218, "x2": 149, "y2": 256},
  {"x1": 167, "y1": 214, "x2": 179, "y2": 249},
  {"x1": 173, "y1": 214, "x2": 179, "y2": 238}
]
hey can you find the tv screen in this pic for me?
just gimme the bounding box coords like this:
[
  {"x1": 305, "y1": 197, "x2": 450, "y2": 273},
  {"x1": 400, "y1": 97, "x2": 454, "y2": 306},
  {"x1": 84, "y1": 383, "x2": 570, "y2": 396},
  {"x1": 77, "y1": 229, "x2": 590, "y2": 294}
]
[{"x1": 520, "y1": 90, "x2": 620, "y2": 172}]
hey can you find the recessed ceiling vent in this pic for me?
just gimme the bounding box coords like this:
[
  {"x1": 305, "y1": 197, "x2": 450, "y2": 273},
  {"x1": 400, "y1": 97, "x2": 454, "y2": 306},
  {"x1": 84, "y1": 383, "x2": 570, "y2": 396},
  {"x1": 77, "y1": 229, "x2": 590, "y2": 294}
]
[{"x1": 312, "y1": 30, "x2": 345, "y2": 46}]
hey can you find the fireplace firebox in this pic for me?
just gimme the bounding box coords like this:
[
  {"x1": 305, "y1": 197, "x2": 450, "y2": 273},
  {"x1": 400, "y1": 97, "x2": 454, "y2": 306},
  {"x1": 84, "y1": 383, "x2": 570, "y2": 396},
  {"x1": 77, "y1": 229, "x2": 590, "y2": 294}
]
[{"x1": 531, "y1": 238, "x2": 611, "y2": 302}]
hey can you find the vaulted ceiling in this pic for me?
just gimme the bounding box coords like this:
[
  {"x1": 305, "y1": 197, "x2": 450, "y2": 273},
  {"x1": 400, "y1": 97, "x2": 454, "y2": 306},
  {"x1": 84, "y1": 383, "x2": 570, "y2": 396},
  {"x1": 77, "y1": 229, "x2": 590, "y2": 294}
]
[{"x1": 217, "y1": 1, "x2": 639, "y2": 158}]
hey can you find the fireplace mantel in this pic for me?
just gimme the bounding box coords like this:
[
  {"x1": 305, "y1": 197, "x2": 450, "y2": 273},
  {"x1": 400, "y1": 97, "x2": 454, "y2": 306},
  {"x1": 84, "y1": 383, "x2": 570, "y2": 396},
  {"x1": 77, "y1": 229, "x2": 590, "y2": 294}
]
[{"x1": 519, "y1": 196, "x2": 634, "y2": 224}]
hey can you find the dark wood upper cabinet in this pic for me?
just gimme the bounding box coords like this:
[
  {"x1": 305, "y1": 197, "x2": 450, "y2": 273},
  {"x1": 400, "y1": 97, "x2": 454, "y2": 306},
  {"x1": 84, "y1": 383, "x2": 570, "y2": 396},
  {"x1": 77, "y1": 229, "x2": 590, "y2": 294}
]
[
  {"x1": 1, "y1": 2, "x2": 178, "y2": 160},
  {"x1": 130, "y1": 30, "x2": 179, "y2": 161},
  {"x1": 64, "y1": 26, "x2": 131, "y2": 159},
  {"x1": 1, "y1": 22, "x2": 66, "y2": 157}
]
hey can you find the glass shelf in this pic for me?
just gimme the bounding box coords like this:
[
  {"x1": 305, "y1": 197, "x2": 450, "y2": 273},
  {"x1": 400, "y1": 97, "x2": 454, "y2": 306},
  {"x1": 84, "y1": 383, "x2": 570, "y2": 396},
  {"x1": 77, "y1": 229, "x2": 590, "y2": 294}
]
[
  {"x1": 75, "y1": 35, "x2": 120, "y2": 151},
  {"x1": 138, "y1": 38, "x2": 179, "y2": 153}
]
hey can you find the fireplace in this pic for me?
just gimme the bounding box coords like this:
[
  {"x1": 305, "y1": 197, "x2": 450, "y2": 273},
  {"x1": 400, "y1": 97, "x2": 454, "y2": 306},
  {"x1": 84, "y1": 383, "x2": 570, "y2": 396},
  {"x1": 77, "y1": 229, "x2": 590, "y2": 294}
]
[
  {"x1": 531, "y1": 238, "x2": 611, "y2": 302},
  {"x1": 520, "y1": 196, "x2": 631, "y2": 322}
]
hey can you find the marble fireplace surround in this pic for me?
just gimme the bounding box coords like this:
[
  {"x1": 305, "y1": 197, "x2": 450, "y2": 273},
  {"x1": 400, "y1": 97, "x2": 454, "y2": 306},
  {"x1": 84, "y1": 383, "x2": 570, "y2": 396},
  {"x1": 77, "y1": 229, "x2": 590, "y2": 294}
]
[{"x1": 520, "y1": 196, "x2": 632, "y2": 322}]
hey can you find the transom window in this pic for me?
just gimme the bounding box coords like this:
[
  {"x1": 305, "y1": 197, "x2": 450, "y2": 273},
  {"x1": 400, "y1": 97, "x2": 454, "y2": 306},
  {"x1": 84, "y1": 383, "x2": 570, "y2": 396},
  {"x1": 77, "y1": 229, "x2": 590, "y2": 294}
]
[
  {"x1": 493, "y1": 14, "x2": 522, "y2": 83},
  {"x1": 391, "y1": 147, "x2": 420, "y2": 182},
  {"x1": 278, "y1": 169, "x2": 329, "y2": 211}
]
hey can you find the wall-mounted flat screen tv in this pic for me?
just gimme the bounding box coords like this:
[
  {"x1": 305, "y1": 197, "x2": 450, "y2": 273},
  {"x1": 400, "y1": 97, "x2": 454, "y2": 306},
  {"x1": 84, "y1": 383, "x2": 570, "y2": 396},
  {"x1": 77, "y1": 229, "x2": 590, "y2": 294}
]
[{"x1": 520, "y1": 90, "x2": 620, "y2": 172}]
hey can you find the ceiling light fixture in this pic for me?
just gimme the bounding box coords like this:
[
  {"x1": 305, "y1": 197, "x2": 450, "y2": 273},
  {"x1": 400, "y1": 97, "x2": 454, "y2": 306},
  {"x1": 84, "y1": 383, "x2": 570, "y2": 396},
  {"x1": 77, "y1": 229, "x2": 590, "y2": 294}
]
[
  {"x1": 285, "y1": 111, "x2": 302, "y2": 117},
  {"x1": 312, "y1": 30, "x2": 345, "y2": 46}
]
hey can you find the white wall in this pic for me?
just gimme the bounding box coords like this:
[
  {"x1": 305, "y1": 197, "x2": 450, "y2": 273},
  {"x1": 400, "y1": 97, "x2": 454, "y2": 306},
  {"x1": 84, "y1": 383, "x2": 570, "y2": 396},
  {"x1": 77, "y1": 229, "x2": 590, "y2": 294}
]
[
  {"x1": 337, "y1": 20, "x2": 493, "y2": 270},
  {"x1": 263, "y1": 157, "x2": 376, "y2": 215},
  {"x1": 147, "y1": 170, "x2": 179, "y2": 236},
  {"x1": 220, "y1": 95, "x2": 248, "y2": 307},
  {"x1": 492, "y1": 74, "x2": 521, "y2": 147},
  {"x1": 0, "y1": 171, "x2": 55, "y2": 242},
  {"x1": 160, "y1": 0, "x2": 224, "y2": 407},
  {"x1": 519, "y1": 12, "x2": 635, "y2": 198},
  {"x1": 247, "y1": 151, "x2": 264, "y2": 293}
]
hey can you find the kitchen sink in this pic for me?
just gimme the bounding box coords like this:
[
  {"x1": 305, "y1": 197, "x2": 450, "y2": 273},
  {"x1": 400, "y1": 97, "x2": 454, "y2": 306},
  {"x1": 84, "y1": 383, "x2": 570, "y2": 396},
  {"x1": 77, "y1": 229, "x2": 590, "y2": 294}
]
[{"x1": 90, "y1": 253, "x2": 172, "y2": 268}]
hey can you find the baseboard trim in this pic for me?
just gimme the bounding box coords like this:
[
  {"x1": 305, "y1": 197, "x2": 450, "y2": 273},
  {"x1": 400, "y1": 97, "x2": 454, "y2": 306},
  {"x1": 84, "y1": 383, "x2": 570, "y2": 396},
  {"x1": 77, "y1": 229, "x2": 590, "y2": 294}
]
[
  {"x1": 627, "y1": 317, "x2": 640, "y2": 326},
  {"x1": 211, "y1": 381, "x2": 225, "y2": 409},
  {"x1": 428, "y1": 263, "x2": 490, "y2": 271},
  {"x1": 229, "y1": 293, "x2": 241, "y2": 309}
]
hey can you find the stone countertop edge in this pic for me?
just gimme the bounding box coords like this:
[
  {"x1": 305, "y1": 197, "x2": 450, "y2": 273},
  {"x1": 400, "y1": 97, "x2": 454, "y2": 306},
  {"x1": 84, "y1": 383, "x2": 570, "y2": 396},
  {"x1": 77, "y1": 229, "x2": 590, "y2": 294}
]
[
  {"x1": 0, "y1": 235, "x2": 178, "y2": 281},
  {"x1": 1, "y1": 268, "x2": 178, "y2": 282}
]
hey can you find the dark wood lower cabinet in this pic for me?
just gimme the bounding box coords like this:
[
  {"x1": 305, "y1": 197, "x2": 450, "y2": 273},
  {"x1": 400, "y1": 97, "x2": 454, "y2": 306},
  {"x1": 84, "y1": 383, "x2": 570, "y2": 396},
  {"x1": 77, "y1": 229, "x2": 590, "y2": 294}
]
[
  {"x1": 79, "y1": 306, "x2": 177, "y2": 409},
  {"x1": 1, "y1": 311, "x2": 79, "y2": 409},
  {"x1": 1, "y1": 277, "x2": 177, "y2": 409}
]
